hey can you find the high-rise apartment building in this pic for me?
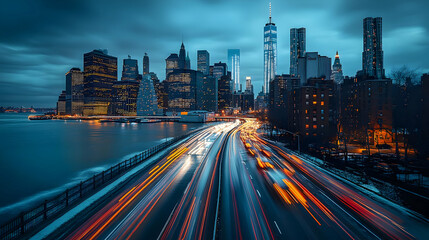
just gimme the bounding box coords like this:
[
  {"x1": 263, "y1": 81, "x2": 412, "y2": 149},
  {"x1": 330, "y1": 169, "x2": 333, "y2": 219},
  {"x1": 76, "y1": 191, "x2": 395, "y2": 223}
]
[
  {"x1": 137, "y1": 74, "x2": 159, "y2": 115},
  {"x1": 363, "y1": 17, "x2": 384, "y2": 79},
  {"x1": 290, "y1": 28, "x2": 306, "y2": 76}
]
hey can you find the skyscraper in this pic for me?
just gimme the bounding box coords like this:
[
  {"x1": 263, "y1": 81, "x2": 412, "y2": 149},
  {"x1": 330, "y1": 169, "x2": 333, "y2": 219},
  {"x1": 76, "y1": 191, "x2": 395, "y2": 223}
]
[
  {"x1": 332, "y1": 51, "x2": 344, "y2": 83},
  {"x1": 65, "y1": 68, "x2": 84, "y2": 115},
  {"x1": 199, "y1": 75, "x2": 218, "y2": 112},
  {"x1": 213, "y1": 62, "x2": 228, "y2": 80},
  {"x1": 297, "y1": 52, "x2": 332, "y2": 85},
  {"x1": 218, "y1": 72, "x2": 232, "y2": 111},
  {"x1": 197, "y1": 50, "x2": 210, "y2": 75},
  {"x1": 263, "y1": 2, "x2": 277, "y2": 95},
  {"x1": 179, "y1": 42, "x2": 188, "y2": 69},
  {"x1": 110, "y1": 81, "x2": 139, "y2": 116},
  {"x1": 121, "y1": 56, "x2": 139, "y2": 81},
  {"x1": 137, "y1": 74, "x2": 159, "y2": 116},
  {"x1": 165, "y1": 69, "x2": 203, "y2": 112},
  {"x1": 245, "y1": 76, "x2": 253, "y2": 93},
  {"x1": 227, "y1": 49, "x2": 240, "y2": 92},
  {"x1": 143, "y1": 53, "x2": 149, "y2": 75},
  {"x1": 186, "y1": 52, "x2": 191, "y2": 70},
  {"x1": 83, "y1": 49, "x2": 117, "y2": 116},
  {"x1": 166, "y1": 53, "x2": 179, "y2": 76},
  {"x1": 290, "y1": 28, "x2": 306, "y2": 76},
  {"x1": 363, "y1": 17, "x2": 384, "y2": 79}
]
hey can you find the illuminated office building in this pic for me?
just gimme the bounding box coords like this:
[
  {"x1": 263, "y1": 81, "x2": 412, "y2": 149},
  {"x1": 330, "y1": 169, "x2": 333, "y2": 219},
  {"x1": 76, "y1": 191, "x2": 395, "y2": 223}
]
[
  {"x1": 197, "y1": 50, "x2": 210, "y2": 75},
  {"x1": 83, "y1": 49, "x2": 117, "y2": 116},
  {"x1": 110, "y1": 81, "x2": 139, "y2": 116},
  {"x1": 65, "y1": 68, "x2": 84, "y2": 115},
  {"x1": 121, "y1": 56, "x2": 139, "y2": 82}
]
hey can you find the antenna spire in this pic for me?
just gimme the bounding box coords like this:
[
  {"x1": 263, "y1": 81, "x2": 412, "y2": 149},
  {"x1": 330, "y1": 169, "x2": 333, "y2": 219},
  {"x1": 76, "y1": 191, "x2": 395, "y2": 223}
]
[{"x1": 269, "y1": 2, "x2": 272, "y2": 23}]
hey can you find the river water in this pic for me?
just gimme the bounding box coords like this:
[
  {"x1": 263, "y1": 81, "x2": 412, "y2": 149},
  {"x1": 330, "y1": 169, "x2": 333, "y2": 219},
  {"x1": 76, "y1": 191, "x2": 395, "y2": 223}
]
[{"x1": 0, "y1": 113, "x2": 204, "y2": 221}]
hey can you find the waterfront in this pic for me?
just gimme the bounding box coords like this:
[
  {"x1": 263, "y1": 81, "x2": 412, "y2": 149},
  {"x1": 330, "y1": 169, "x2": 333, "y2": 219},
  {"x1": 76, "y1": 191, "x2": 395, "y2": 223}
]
[{"x1": 0, "y1": 113, "x2": 204, "y2": 220}]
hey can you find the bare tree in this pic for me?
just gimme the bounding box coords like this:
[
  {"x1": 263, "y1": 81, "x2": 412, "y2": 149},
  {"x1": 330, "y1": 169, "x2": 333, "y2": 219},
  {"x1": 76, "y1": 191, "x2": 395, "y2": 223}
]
[{"x1": 390, "y1": 65, "x2": 418, "y2": 86}]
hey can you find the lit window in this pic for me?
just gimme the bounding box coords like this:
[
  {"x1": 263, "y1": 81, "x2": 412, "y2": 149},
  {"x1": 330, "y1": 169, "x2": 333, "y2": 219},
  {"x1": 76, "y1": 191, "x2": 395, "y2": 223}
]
[
  {"x1": 313, "y1": 101, "x2": 317, "y2": 105},
  {"x1": 313, "y1": 94, "x2": 317, "y2": 98},
  {"x1": 313, "y1": 125, "x2": 317, "y2": 129},
  {"x1": 321, "y1": 101, "x2": 324, "y2": 106},
  {"x1": 313, "y1": 117, "x2": 316, "y2": 121},
  {"x1": 305, "y1": 94, "x2": 309, "y2": 99},
  {"x1": 305, "y1": 124, "x2": 309, "y2": 129}
]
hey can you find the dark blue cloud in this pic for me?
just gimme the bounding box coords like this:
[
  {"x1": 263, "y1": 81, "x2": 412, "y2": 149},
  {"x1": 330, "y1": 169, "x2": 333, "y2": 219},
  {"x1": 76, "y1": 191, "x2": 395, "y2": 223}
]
[{"x1": 0, "y1": 0, "x2": 427, "y2": 107}]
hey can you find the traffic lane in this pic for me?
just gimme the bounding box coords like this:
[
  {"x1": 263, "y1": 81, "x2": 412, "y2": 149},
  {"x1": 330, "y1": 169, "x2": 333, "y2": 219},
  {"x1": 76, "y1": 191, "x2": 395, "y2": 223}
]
[
  {"x1": 220, "y1": 126, "x2": 274, "y2": 240},
  {"x1": 263, "y1": 139, "x2": 426, "y2": 239},
  {"x1": 157, "y1": 123, "x2": 237, "y2": 240},
  {"x1": 233, "y1": 131, "x2": 373, "y2": 240},
  {"x1": 65, "y1": 125, "x2": 226, "y2": 240}
]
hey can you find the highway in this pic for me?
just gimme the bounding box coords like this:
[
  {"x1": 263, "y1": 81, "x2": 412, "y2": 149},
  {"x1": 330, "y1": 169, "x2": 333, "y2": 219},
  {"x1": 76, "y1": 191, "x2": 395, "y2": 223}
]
[
  {"x1": 219, "y1": 120, "x2": 427, "y2": 239},
  {"x1": 49, "y1": 121, "x2": 238, "y2": 240},
  {"x1": 41, "y1": 120, "x2": 428, "y2": 239}
]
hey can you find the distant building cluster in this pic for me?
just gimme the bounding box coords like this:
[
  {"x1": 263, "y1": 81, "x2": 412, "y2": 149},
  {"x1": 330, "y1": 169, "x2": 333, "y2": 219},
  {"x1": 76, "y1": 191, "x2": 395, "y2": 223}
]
[{"x1": 57, "y1": 44, "x2": 254, "y2": 116}]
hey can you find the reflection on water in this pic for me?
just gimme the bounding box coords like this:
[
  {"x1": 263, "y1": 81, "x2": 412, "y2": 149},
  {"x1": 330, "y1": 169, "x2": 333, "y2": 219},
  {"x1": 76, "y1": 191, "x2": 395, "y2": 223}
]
[{"x1": 0, "y1": 113, "x2": 204, "y2": 219}]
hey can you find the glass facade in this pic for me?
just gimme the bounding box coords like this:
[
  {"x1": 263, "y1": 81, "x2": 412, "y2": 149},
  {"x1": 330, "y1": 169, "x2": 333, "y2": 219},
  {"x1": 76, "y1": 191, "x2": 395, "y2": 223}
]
[
  {"x1": 227, "y1": 49, "x2": 240, "y2": 92},
  {"x1": 363, "y1": 17, "x2": 384, "y2": 79},
  {"x1": 165, "y1": 69, "x2": 202, "y2": 112},
  {"x1": 197, "y1": 50, "x2": 210, "y2": 75},
  {"x1": 199, "y1": 75, "x2": 218, "y2": 112},
  {"x1": 264, "y1": 20, "x2": 277, "y2": 95},
  {"x1": 110, "y1": 81, "x2": 139, "y2": 116},
  {"x1": 121, "y1": 56, "x2": 139, "y2": 81}
]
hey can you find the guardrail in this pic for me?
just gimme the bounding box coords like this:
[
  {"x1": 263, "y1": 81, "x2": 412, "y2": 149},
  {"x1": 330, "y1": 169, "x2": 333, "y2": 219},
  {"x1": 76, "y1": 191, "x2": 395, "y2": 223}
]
[{"x1": 0, "y1": 126, "x2": 210, "y2": 240}]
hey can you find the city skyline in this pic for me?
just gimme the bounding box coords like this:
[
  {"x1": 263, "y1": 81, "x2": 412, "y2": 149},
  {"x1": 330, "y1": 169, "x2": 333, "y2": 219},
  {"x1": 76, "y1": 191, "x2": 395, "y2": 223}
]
[{"x1": 1, "y1": 0, "x2": 428, "y2": 107}]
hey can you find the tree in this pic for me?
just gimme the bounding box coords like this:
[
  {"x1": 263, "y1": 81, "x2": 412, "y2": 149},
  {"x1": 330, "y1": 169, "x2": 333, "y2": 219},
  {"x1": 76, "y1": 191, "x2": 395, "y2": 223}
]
[{"x1": 390, "y1": 65, "x2": 418, "y2": 86}]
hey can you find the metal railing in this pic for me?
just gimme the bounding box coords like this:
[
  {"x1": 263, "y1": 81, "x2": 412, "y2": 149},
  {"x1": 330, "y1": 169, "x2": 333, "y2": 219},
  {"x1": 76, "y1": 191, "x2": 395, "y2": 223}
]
[{"x1": 0, "y1": 126, "x2": 208, "y2": 240}]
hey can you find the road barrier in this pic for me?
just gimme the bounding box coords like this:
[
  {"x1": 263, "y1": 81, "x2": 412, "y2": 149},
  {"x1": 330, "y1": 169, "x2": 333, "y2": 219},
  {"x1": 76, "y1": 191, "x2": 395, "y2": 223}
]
[{"x1": 0, "y1": 125, "x2": 211, "y2": 240}]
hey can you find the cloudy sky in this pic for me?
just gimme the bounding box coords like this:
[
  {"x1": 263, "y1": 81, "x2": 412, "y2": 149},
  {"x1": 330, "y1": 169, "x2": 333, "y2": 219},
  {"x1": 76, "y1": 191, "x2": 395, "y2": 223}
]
[{"x1": 0, "y1": 0, "x2": 427, "y2": 107}]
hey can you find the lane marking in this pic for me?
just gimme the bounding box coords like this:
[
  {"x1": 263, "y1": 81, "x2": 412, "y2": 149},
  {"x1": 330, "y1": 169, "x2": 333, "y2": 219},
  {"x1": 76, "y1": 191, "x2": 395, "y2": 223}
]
[
  {"x1": 274, "y1": 221, "x2": 282, "y2": 235},
  {"x1": 319, "y1": 192, "x2": 381, "y2": 240},
  {"x1": 157, "y1": 203, "x2": 178, "y2": 240},
  {"x1": 257, "y1": 190, "x2": 261, "y2": 198}
]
